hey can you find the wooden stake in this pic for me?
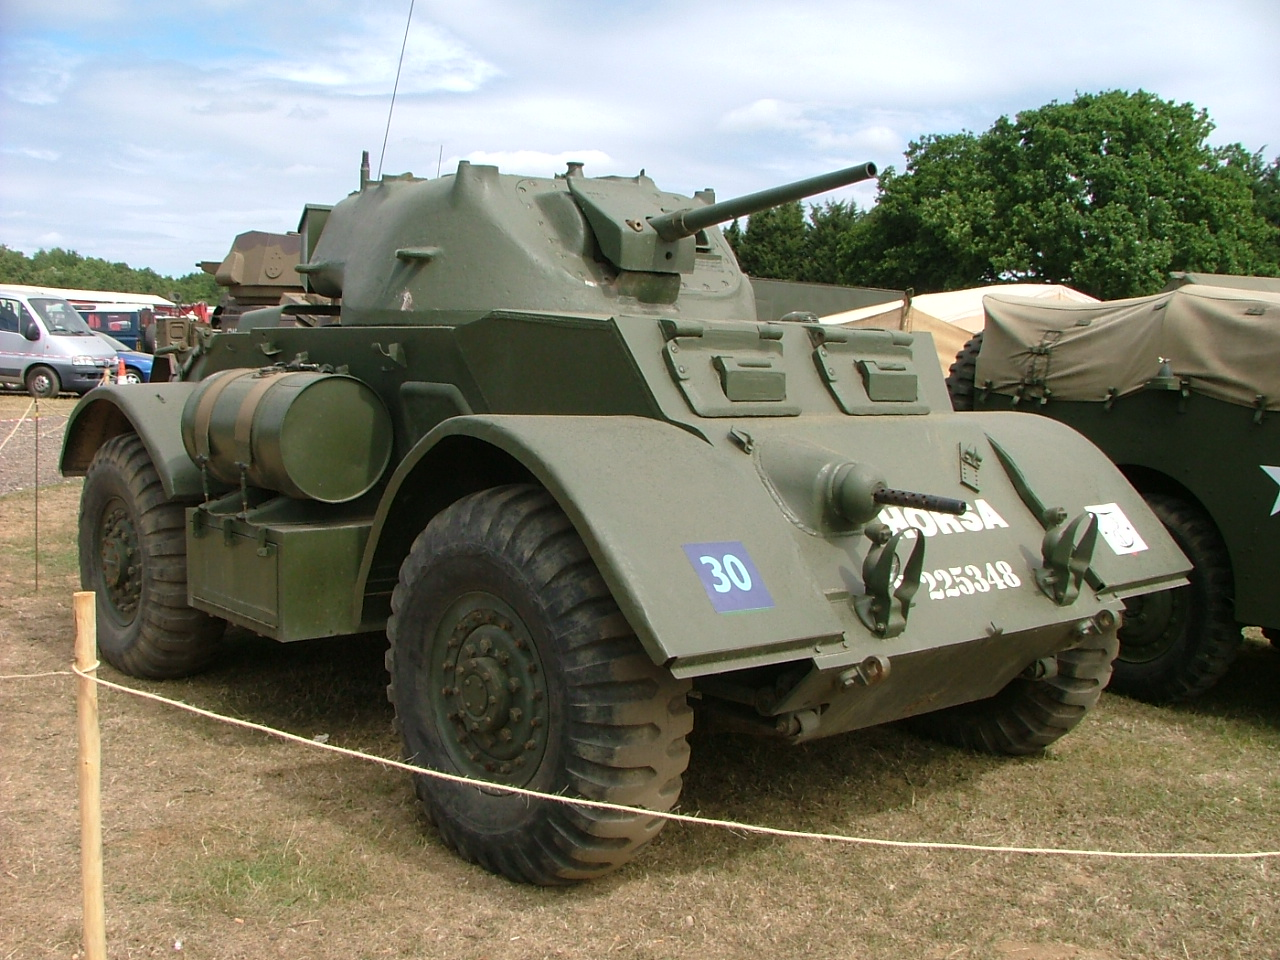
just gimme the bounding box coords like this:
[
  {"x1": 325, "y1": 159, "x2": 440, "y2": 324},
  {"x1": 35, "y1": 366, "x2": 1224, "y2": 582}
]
[{"x1": 74, "y1": 591, "x2": 107, "y2": 960}]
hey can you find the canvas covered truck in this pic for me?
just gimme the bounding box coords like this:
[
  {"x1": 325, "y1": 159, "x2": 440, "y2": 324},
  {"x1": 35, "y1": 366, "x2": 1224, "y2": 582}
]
[
  {"x1": 62, "y1": 154, "x2": 1188, "y2": 884},
  {"x1": 948, "y1": 284, "x2": 1280, "y2": 702}
]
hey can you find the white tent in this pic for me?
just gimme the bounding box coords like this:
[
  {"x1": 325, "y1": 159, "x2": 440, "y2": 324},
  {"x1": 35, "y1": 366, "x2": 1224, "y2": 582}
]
[{"x1": 822, "y1": 283, "x2": 1098, "y2": 374}]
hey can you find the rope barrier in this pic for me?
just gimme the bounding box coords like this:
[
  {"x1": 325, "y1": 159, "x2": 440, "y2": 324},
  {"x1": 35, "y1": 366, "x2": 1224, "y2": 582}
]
[
  {"x1": 6, "y1": 663, "x2": 1265, "y2": 863},
  {"x1": 0, "y1": 400, "x2": 37, "y2": 456}
]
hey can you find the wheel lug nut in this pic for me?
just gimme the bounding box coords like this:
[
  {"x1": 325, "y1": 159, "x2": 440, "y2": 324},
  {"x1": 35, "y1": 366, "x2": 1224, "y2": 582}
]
[
  {"x1": 499, "y1": 729, "x2": 513, "y2": 742},
  {"x1": 509, "y1": 708, "x2": 522, "y2": 722},
  {"x1": 524, "y1": 740, "x2": 536, "y2": 751},
  {"x1": 507, "y1": 678, "x2": 522, "y2": 692},
  {"x1": 531, "y1": 718, "x2": 542, "y2": 729}
]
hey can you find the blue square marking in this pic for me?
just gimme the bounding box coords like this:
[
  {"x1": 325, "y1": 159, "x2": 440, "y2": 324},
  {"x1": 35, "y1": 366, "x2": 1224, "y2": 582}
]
[{"x1": 682, "y1": 541, "x2": 775, "y2": 614}]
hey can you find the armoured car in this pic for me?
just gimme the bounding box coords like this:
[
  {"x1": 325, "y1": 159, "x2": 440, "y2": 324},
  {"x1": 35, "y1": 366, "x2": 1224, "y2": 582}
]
[{"x1": 62, "y1": 155, "x2": 1187, "y2": 883}]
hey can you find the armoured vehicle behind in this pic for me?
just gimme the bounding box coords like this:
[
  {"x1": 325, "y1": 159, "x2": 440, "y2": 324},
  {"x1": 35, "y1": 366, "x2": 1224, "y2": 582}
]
[
  {"x1": 62, "y1": 154, "x2": 1187, "y2": 884},
  {"x1": 199, "y1": 229, "x2": 331, "y2": 330},
  {"x1": 948, "y1": 284, "x2": 1280, "y2": 701}
]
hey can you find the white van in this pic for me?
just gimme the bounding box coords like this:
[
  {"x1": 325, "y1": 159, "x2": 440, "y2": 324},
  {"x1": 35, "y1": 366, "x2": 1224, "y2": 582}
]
[{"x1": 0, "y1": 285, "x2": 118, "y2": 397}]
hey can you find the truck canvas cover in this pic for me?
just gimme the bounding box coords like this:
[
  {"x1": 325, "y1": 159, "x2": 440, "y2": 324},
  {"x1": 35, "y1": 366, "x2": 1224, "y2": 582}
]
[{"x1": 978, "y1": 285, "x2": 1280, "y2": 411}]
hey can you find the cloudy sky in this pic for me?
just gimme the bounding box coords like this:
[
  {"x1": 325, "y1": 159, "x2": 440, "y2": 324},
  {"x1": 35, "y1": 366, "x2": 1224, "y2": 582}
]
[{"x1": 2, "y1": 0, "x2": 1278, "y2": 279}]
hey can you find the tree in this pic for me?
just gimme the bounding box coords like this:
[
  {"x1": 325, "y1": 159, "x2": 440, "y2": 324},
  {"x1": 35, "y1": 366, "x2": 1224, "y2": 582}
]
[
  {"x1": 728, "y1": 200, "x2": 808, "y2": 280},
  {"x1": 842, "y1": 90, "x2": 1280, "y2": 299},
  {"x1": 0, "y1": 246, "x2": 220, "y2": 303}
]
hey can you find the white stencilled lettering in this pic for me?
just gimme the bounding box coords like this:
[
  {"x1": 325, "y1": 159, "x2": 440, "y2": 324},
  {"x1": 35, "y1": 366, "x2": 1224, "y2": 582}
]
[{"x1": 876, "y1": 498, "x2": 1009, "y2": 538}]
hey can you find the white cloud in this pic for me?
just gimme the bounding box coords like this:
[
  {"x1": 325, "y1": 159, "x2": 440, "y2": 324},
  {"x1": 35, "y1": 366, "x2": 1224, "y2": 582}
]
[{"x1": 0, "y1": 0, "x2": 1277, "y2": 276}]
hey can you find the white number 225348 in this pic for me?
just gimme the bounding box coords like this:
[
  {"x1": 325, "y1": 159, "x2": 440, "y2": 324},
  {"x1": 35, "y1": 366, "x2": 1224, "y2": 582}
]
[{"x1": 921, "y1": 561, "x2": 1021, "y2": 601}]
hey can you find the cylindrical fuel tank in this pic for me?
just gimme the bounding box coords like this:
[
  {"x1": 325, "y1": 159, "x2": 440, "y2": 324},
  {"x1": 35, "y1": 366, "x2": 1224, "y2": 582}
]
[{"x1": 181, "y1": 368, "x2": 393, "y2": 503}]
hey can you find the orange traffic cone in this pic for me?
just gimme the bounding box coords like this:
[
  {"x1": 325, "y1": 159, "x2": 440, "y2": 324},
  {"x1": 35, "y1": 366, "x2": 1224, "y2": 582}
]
[{"x1": 116, "y1": 358, "x2": 126, "y2": 383}]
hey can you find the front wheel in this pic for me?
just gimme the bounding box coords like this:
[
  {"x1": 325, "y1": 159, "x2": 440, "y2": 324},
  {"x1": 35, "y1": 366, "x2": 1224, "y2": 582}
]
[
  {"x1": 25, "y1": 365, "x2": 61, "y2": 399},
  {"x1": 386, "y1": 484, "x2": 692, "y2": 885},
  {"x1": 1111, "y1": 494, "x2": 1240, "y2": 702},
  {"x1": 907, "y1": 624, "x2": 1119, "y2": 756},
  {"x1": 122, "y1": 366, "x2": 144, "y2": 384},
  {"x1": 79, "y1": 433, "x2": 224, "y2": 678}
]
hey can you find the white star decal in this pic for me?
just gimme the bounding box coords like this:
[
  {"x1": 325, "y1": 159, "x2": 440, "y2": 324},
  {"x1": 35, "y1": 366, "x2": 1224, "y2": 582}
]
[{"x1": 1263, "y1": 466, "x2": 1280, "y2": 516}]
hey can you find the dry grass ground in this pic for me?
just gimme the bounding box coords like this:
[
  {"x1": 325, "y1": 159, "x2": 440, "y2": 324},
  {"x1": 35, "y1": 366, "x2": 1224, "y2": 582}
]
[{"x1": 1, "y1": 424, "x2": 1278, "y2": 959}]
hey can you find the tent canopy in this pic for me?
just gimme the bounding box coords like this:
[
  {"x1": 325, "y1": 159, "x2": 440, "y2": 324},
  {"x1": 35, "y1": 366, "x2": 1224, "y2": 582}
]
[{"x1": 823, "y1": 283, "x2": 1096, "y2": 373}]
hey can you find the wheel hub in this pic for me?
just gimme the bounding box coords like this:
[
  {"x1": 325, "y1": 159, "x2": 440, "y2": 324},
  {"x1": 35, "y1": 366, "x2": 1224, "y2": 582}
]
[
  {"x1": 1119, "y1": 585, "x2": 1186, "y2": 663},
  {"x1": 98, "y1": 501, "x2": 141, "y2": 621},
  {"x1": 433, "y1": 596, "x2": 548, "y2": 786}
]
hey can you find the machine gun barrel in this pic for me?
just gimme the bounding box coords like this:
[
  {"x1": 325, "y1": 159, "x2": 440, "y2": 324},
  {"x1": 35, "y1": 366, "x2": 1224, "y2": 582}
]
[
  {"x1": 648, "y1": 161, "x2": 877, "y2": 241},
  {"x1": 874, "y1": 486, "x2": 968, "y2": 517}
]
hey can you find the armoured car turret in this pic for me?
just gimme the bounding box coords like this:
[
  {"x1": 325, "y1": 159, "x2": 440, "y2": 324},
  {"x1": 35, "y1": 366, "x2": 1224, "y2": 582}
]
[{"x1": 62, "y1": 154, "x2": 1188, "y2": 885}]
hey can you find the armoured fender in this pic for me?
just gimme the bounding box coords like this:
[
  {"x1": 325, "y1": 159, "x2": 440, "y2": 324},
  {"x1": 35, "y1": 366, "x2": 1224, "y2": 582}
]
[
  {"x1": 60, "y1": 383, "x2": 205, "y2": 500},
  {"x1": 361, "y1": 414, "x2": 844, "y2": 675}
]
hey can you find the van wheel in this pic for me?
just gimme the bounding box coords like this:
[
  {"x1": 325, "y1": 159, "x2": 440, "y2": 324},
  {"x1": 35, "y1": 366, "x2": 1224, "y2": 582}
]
[
  {"x1": 1111, "y1": 494, "x2": 1240, "y2": 701},
  {"x1": 25, "y1": 365, "x2": 61, "y2": 399},
  {"x1": 386, "y1": 484, "x2": 693, "y2": 885},
  {"x1": 79, "y1": 433, "x2": 224, "y2": 678},
  {"x1": 907, "y1": 624, "x2": 1119, "y2": 755}
]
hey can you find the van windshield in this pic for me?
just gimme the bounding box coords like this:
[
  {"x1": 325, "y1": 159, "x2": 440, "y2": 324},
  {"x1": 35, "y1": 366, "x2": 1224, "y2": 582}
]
[{"x1": 31, "y1": 298, "x2": 95, "y2": 335}]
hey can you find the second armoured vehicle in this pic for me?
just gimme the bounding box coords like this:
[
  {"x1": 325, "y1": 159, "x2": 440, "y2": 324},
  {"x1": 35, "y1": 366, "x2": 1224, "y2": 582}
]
[
  {"x1": 62, "y1": 154, "x2": 1187, "y2": 884},
  {"x1": 948, "y1": 284, "x2": 1280, "y2": 701}
]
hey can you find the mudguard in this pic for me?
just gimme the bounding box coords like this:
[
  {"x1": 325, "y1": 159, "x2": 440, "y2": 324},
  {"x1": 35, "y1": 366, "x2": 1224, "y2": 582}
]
[
  {"x1": 59, "y1": 383, "x2": 206, "y2": 500},
  {"x1": 363, "y1": 412, "x2": 1188, "y2": 679}
]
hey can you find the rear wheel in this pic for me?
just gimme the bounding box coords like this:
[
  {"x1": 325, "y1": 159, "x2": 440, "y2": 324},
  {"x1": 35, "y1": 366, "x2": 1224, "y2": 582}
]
[
  {"x1": 945, "y1": 332, "x2": 983, "y2": 411},
  {"x1": 907, "y1": 625, "x2": 1119, "y2": 755},
  {"x1": 386, "y1": 484, "x2": 692, "y2": 884},
  {"x1": 1111, "y1": 494, "x2": 1240, "y2": 701},
  {"x1": 122, "y1": 366, "x2": 144, "y2": 384},
  {"x1": 25, "y1": 365, "x2": 60, "y2": 399},
  {"x1": 79, "y1": 433, "x2": 224, "y2": 678}
]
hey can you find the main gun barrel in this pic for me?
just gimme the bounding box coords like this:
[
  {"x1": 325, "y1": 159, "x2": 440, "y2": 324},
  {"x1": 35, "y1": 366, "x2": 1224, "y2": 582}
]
[{"x1": 648, "y1": 161, "x2": 877, "y2": 242}]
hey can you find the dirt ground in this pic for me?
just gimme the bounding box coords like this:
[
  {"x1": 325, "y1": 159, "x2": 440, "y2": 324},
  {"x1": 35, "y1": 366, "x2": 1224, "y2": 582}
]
[{"x1": 2, "y1": 400, "x2": 1278, "y2": 959}]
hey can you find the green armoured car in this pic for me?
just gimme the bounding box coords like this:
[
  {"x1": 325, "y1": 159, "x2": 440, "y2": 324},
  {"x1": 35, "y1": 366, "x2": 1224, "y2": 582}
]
[
  {"x1": 62, "y1": 153, "x2": 1187, "y2": 884},
  {"x1": 948, "y1": 283, "x2": 1280, "y2": 702}
]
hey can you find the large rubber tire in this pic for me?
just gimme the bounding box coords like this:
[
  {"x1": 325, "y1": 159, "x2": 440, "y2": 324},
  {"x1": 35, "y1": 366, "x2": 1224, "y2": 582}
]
[
  {"x1": 1111, "y1": 494, "x2": 1240, "y2": 702},
  {"x1": 79, "y1": 433, "x2": 224, "y2": 678},
  {"x1": 386, "y1": 484, "x2": 693, "y2": 885},
  {"x1": 945, "y1": 332, "x2": 982, "y2": 411},
  {"x1": 25, "y1": 365, "x2": 61, "y2": 399},
  {"x1": 907, "y1": 626, "x2": 1119, "y2": 756}
]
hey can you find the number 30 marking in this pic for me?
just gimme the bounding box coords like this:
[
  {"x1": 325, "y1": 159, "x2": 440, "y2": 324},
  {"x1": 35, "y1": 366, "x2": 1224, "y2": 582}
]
[{"x1": 699, "y1": 553, "x2": 753, "y2": 593}]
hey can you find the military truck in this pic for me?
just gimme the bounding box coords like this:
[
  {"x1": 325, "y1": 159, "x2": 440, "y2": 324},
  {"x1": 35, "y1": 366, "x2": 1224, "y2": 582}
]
[
  {"x1": 62, "y1": 154, "x2": 1187, "y2": 884},
  {"x1": 947, "y1": 284, "x2": 1280, "y2": 701}
]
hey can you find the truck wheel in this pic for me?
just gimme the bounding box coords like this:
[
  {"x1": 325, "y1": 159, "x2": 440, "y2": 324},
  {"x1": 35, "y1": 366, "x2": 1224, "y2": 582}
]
[
  {"x1": 79, "y1": 433, "x2": 224, "y2": 678},
  {"x1": 25, "y1": 365, "x2": 61, "y2": 399},
  {"x1": 945, "y1": 332, "x2": 983, "y2": 411},
  {"x1": 1111, "y1": 494, "x2": 1240, "y2": 701},
  {"x1": 386, "y1": 484, "x2": 692, "y2": 885},
  {"x1": 907, "y1": 625, "x2": 1119, "y2": 756}
]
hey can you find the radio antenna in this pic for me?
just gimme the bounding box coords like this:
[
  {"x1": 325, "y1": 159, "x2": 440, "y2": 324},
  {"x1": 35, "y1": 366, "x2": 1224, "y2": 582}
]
[{"x1": 378, "y1": 0, "x2": 416, "y2": 179}]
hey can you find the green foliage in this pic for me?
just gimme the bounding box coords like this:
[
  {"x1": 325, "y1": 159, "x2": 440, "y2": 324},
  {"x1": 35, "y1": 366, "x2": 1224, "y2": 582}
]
[
  {"x1": 850, "y1": 91, "x2": 1280, "y2": 298},
  {"x1": 0, "y1": 245, "x2": 220, "y2": 304},
  {"x1": 729, "y1": 201, "x2": 809, "y2": 280},
  {"x1": 725, "y1": 200, "x2": 866, "y2": 283},
  {"x1": 728, "y1": 91, "x2": 1280, "y2": 300}
]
